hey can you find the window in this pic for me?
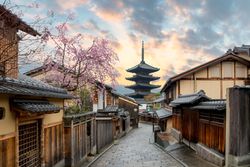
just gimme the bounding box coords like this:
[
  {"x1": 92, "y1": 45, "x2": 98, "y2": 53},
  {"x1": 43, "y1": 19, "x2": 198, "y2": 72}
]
[{"x1": 0, "y1": 107, "x2": 5, "y2": 120}]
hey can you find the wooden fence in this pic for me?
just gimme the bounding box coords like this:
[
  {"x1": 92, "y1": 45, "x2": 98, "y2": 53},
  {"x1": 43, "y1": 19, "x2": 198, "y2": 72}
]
[
  {"x1": 64, "y1": 112, "x2": 96, "y2": 167},
  {"x1": 44, "y1": 123, "x2": 64, "y2": 167},
  {"x1": 96, "y1": 117, "x2": 113, "y2": 152}
]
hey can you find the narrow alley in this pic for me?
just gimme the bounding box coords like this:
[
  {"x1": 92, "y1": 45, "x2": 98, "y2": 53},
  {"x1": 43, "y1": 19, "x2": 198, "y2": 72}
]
[{"x1": 90, "y1": 123, "x2": 183, "y2": 167}]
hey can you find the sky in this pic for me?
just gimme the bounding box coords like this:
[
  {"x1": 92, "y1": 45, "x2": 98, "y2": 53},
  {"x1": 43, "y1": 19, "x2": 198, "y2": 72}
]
[{"x1": 4, "y1": 0, "x2": 250, "y2": 94}]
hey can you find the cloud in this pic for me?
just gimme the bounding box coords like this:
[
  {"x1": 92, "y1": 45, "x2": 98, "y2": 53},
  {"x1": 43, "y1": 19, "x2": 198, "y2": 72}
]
[
  {"x1": 82, "y1": 19, "x2": 100, "y2": 31},
  {"x1": 126, "y1": 0, "x2": 167, "y2": 38},
  {"x1": 90, "y1": 0, "x2": 167, "y2": 38},
  {"x1": 55, "y1": 0, "x2": 88, "y2": 10}
]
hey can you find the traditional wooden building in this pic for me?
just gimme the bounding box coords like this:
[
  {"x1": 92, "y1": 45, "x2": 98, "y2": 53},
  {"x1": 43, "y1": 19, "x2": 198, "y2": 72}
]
[
  {"x1": 170, "y1": 90, "x2": 226, "y2": 166},
  {"x1": 0, "y1": 6, "x2": 73, "y2": 167},
  {"x1": 161, "y1": 47, "x2": 250, "y2": 103},
  {"x1": 126, "y1": 41, "x2": 160, "y2": 104}
]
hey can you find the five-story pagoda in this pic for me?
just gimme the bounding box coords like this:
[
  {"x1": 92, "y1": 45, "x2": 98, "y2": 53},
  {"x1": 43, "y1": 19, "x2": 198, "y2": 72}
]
[{"x1": 126, "y1": 41, "x2": 160, "y2": 104}]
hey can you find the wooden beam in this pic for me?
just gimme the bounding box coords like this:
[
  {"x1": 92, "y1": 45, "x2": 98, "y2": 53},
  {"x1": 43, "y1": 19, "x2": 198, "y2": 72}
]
[
  {"x1": 234, "y1": 61, "x2": 236, "y2": 86},
  {"x1": 0, "y1": 132, "x2": 15, "y2": 141}
]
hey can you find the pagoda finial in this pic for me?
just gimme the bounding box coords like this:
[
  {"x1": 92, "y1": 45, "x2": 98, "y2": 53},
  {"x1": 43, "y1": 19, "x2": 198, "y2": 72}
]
[{"x1": 141, "y1": 40, "x2": 145, "y2": 63}]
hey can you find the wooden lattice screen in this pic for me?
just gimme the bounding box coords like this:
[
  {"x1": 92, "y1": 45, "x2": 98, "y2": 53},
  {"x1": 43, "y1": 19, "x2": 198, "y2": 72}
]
[{"x1": 19, "y1": 121, "x2": 41, "y2": 167}]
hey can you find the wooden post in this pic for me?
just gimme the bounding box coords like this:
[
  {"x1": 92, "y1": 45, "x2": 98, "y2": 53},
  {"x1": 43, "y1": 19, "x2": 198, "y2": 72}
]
[
  {"x1": 15, "y1": 116, "x2": 19, "y2": 167},
  {"x1": 226, "y1": 86, "x2": 250, "y2": 167},
  {"x1": 70, "y1": 120, "x2": 74, "y2": 167},
  {"x1": 41, "y1": 119, "x2": 45, "y2": 167}
]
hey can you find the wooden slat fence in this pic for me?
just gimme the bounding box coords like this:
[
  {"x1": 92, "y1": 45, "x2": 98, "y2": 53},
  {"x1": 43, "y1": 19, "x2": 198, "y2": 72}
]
[
  {"x1": 0, "y1": 136, "x2": 15, "y2": 167},
  {"x1": 96, "y1": 118, "x2": 113, "y2": 152},
  {"x1": 44, "y1": 123, "x2": 64, "y2": 167},
  {"x1": 64, "y1": 112, "x2": 96, "y2": 167}
]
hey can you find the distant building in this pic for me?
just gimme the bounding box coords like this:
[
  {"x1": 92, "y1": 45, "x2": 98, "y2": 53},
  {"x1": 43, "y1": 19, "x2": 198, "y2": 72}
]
[{"x1": 126, "y1": 41, "x2": 160, "y2": 104}]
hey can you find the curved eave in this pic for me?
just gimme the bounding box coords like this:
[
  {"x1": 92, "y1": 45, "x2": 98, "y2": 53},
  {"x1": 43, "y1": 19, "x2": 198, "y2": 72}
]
[
  {"x1": 126, "y1": 75, "x2": 160, "y2": 81},
  {"x1": 126, "y1": 62, "x2": 160, "y2": 73},
  {"x1": 126, "y1": 84, "x2": 160, "y2": 89},
  {"x1": 127, "y1": 68, "x2": 159, "y2": 73},
  {"x1": 126, "y1": 92, "x2": 150, "y2": 98}
]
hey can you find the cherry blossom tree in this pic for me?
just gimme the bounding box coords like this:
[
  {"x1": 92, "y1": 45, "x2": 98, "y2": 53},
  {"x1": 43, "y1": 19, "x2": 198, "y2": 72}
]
[{"x1": 41, "y1": 21, "x2": 120, "y2": 91}]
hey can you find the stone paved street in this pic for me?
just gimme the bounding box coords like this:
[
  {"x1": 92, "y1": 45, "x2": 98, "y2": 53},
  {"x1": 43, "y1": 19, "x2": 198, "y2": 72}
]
[{"x1": 90, "y1": 123, "x2": 183, "y2": 167}]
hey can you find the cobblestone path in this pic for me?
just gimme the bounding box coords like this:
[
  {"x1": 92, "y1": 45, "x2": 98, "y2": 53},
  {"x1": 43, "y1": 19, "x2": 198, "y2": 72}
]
[{"x1": 90, "y1": 123, "x2": 183, "y2": 167}]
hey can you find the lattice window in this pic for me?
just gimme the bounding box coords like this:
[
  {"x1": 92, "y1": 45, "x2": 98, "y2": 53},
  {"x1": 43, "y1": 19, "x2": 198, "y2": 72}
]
[{"x1": 19, "y1": 121, "x2": 41, "y2": 167}]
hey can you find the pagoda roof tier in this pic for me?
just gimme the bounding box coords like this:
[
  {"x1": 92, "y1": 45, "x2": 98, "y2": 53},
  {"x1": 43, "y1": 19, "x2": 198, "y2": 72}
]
[
  {"x1": 127, "y1": 61, "x2": 159, "y2": 73},
  {"x1": 126, "y1": 74, "x2": 160, "y2": 82},
  {"x1": 126, "y1": 92, "x2": 151, "y2": 98},
  {"x1": 125, "y1": 83, "x2": 160, "y2": 90}
]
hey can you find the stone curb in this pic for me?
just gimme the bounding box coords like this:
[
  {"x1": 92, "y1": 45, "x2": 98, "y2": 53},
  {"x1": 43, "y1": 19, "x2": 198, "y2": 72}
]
[
  {"x1": 85, "y1": 143, "x2": 114, "y2": 167},
  {"x1": 85, "y1": 127, "x2": 136, "y2": 167},
  {"x1": 153, "y1": 143, "x2": 188, "y2": 167}
]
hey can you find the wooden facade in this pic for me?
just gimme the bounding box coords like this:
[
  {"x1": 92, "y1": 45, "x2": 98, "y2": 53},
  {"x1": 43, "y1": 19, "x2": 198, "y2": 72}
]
[{"x1": 172, "y1": 104, "x2": 225, "y2": 154}]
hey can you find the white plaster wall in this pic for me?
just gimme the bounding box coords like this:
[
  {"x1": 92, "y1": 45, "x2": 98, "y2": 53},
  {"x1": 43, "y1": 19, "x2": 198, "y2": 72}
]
[
  {"x1": 235, "y1": 62, "x2": 247, "y2": 78},
  {"x1": 196, "y1": 80, "x2": 220, "y2": 99},
  {"x1": 222, "y1": 61, "x2": 234, "y2": 78},
  {"x1": 222, "y1": 81, "x2": 234, "y2": 99},
  {"x1": 209, "y1": 64, "x2": 220, "y2": 78},
  {"x1": 0, "y1": 95, "x2": 16, "y2": 135},
  {"x1": 195, "y1": 69, "x2": 207, "y2": 78},
  {"x1": 43, "y1": 99, "x2": 64, "y2": 125},
  {"x1": 180, "y1": 80, "x2": 195, "y2": 95}
]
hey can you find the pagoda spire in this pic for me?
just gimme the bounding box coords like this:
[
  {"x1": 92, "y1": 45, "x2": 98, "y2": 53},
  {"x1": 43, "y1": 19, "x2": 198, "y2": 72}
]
[{"x1": 141, "y1": 41, "x2": 145, "y2": 63}]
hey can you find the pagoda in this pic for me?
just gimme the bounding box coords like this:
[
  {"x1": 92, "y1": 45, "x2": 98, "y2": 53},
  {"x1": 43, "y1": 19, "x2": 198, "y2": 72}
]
[{"x1": 126, "y1": 41, "x2": 160, "y2": 104}]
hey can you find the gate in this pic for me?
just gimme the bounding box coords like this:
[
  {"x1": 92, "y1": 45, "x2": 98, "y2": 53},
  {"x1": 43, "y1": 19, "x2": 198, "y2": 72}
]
[
  {"x1": 182, "y1": 110, "x2": 198, "y2": 143},
  {"x1": 19, "y1": 121, "x2": 41, "y2": 167}
]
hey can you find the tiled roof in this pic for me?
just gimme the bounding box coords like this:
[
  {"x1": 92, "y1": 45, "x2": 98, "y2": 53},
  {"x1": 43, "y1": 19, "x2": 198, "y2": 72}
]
[
  {"x1": 127, "y1": 62, "x2": 159, "y2": 73},
  {"x1": 153, "y1": 96, "x2": 165, "y2": 103},
  {"x1": 192, "y1": 100, "x2": 226, "y2": 110},
  {"x1": 170, "y1": 90, "x2": 210, "y2": 107},
  {"x1": 104, "y1": 105, "x2": 119, "y2": 112},
  {"x1": 126, "y1": 83, "x2": 160, "y2": 89},
  {"x1": 155, "y1": 108, "x2": 172, "y2": 119},
  {"x1": 126, "y1": 74, "x2": 160, "y2": 81},
  {"x1": 0, "y1": 74, "x2": 73, "y2": 99},
  {"x1": 233, "y1": 45, "x2": 250, "y2": 55},
  {"x1": 13, "y1": 99, "x2": 61, "y2": 113},
  {"x1": 111, "y1": 90, "x2": 138, "y2": 104}
]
